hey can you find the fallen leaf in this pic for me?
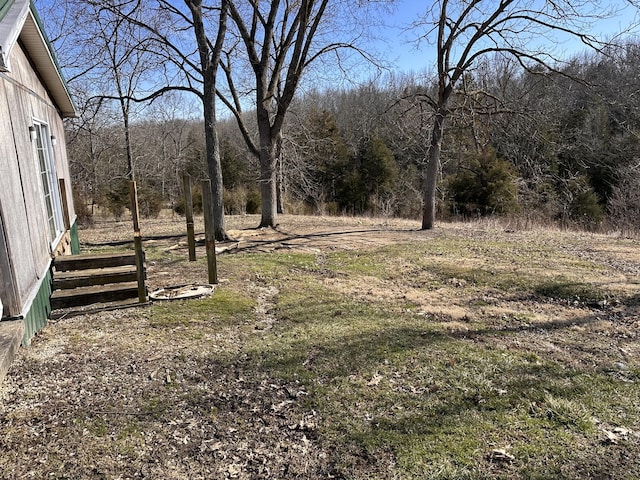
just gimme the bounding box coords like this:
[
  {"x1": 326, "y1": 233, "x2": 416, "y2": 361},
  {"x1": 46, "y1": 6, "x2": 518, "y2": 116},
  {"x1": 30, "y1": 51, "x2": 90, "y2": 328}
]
[
  {"x1": 227, "y1": 464, "x2": 242, "y2": 477},
  {"x1": 603, "y1": 427, "x2": 632, "y2": 444},
  {"x1": 488, "y1": 448, "x2": 515, "y2": 463},
  {"x1": 271, "y1": 400, "x2": 295, "y2": 413}
]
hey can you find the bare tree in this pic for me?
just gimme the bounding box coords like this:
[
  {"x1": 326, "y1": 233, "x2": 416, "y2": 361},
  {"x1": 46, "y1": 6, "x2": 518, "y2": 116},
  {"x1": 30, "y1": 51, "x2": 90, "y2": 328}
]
[
  {"x1": 89, "y1": 2, "x2": 157, "y2": 181},
  {"x1": 415, "y1": 0, "x2": 622, "y2": 229},
  {"x1": 127, "y1": 0, "x2": 231, "y2": 239},
  {"x1": 219, "y1": 0, "x2": 374, "y2": 228},
  {"x1": 180, "y1": 0, "x2": 229, "y2": 239},
  {"x1": 45, "y1": 0, "x2": 232, "y2": 239},
  {"x1": 65, "y1": 92, "x2": 122, "y2": 211}
]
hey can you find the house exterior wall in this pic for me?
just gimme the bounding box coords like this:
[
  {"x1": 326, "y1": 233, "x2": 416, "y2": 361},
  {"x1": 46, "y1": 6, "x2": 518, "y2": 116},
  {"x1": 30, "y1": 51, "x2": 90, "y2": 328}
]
[{"x1": 0, "y1": 39, "x2": 76, "y2": 325}]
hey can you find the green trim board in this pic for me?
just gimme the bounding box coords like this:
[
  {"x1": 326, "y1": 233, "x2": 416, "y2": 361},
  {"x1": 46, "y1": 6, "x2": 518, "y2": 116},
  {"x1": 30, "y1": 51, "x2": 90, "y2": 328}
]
[
  {"x1": 0, "y1": 0, "x2": 14, "y2": 23},
  {"x1": 21, "y1": 266, "x2": 51, "y2": 345}
]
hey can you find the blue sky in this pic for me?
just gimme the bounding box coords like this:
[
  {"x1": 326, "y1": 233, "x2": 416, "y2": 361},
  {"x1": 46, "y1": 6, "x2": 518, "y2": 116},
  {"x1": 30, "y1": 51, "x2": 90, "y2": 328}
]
[
  {"x1": 32, "y1": 0, "x2": 640, "y2": 79},
  {"x1": 378, "y1": 0, "x2": 640, "y2": 76},
  {"x1": 30, "y1": 0, "x2": 640, "y2": 112}
]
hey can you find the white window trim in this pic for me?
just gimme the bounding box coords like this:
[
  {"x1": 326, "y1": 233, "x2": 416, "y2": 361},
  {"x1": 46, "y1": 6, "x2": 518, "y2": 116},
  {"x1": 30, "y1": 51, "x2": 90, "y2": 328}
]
[{"x1": 32, "y1": 118, "x2": 65, "y2": 250}]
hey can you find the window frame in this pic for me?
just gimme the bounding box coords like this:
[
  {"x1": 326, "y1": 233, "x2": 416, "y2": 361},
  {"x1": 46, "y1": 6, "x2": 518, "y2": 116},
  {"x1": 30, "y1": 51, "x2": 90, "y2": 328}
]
[{"x1": 32, "y1": 119, "x2": 65, "y2": 250}]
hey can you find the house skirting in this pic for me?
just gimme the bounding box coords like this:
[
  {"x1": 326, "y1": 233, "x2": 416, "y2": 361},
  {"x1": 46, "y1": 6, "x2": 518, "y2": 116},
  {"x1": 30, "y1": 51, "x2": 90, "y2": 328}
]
[{"x1": 21, "y1": 266, "x2": 52, "y2": 345}]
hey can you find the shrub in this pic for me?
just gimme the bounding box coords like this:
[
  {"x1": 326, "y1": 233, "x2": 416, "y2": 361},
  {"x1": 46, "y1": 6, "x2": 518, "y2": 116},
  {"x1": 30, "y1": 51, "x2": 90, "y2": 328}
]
[
  {"x1": 556, "y1": 176, "x2": 604, "y2": 231},
  {"x1": 570, "y1": 189, "x2": 604, "y2": 229},
  {"x1": 174, "y1": 185, "x2": 203, "y2": 216},
  {"x1": 246, "y1": 189, "x2": 261, "y2": 214},
  {"x1": 446, "y1": 148, "x2": 520, "y2": 216},
  {"x1": 102, "y1": 180, "x2": 130, "y2": 220},
  {"x1": 608, "y1": 166, "x2": 640, "y2": 235},
  {"x1": 137, "y1": 184, "x2": 164, "y2": 219},
  {"x1": 336, "y1": 136, "x2": 399, "y2": 215},
  {"x1": 224, "y1": 187, "x2": 247, "y2": 215},
  {"x1": 72, "y1": 186, "x2": 94, "y2": 227}
]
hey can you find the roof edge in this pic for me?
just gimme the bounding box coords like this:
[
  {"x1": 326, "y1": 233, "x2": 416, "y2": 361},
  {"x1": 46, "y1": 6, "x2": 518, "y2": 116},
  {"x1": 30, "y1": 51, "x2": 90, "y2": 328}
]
[
  {"x1": 0, "y1": 0, "x2": 29, "y2": 72},
  {"x1": 0, "y1": 0, "x2": 77, "y2": 116},
  {"x1": 26, "y1": 1, "x2": 77, "y2": 117}
]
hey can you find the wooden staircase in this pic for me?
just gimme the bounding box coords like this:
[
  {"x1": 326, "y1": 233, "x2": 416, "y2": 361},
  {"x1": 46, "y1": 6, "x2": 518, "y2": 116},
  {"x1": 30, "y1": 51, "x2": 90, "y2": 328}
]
[{"x1": 51, "y1": 252, "x2": 147, "y2": 311}]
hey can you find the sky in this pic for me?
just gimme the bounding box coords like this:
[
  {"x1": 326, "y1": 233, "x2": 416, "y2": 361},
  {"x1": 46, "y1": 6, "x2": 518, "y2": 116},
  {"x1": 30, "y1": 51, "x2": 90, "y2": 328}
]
[
  {"x1": 29, "y1": 0, "x2": 640, "y2": 119},
  {"x1": 375, "y1": 0, "x2": 640, "y2": 76},
  {"x1": 32, "y1": 0, "x2": 640, "y2": 80}
]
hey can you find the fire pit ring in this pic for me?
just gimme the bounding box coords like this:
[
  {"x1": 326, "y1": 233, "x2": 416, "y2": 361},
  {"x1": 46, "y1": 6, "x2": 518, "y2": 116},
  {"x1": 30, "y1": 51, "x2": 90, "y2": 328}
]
[{"x1": 149, "y1": 283, "x2": 215, "y2": 301}]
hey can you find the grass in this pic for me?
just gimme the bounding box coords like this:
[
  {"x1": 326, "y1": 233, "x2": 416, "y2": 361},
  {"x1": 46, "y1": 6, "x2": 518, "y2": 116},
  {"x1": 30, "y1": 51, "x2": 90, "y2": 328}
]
[
  {"x1": 2, "y1": 217, "x2": 639, "y2": 479},
  {"x1": 146, "y1": 288, "x2": 255, "y2": 327},
  {"x1": 232, "y1": 229, "x2": 640, "y2": 478}
]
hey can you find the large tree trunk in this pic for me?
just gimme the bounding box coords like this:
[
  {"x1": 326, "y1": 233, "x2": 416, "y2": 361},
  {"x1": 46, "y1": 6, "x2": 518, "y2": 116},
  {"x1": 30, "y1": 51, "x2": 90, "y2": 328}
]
[
  {"x1": 422, "y1": 111, "x2": 446, "y2": 230},
  {"x1": 259, "y1": 150, "x2": 278, "y2": 227},
  {"x1": 204, "y1": 107, "x2": 227, "y2": 240},
  {"x1": 276, "y1": 141, "x2": 285, "y2": 215},
  {"x1": 202, "y1": 75, "x2": 227, "y2": 240},
  {"x1": 189, "y1": 0, "x2": 228, "y2": 241},
  {"x1": 276, "y1": 159, "x2": 285, "y2": 215},
  {"x1": 257, "y1": 107, "x2": 278, "y2": 227}
]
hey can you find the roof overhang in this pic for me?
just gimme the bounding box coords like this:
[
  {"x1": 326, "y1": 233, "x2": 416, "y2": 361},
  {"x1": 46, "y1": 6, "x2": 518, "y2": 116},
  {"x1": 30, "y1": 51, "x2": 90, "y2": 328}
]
[
  {"x1": 0, "y1": 0, "x2": 29, "y2": 71},
  {"x1": 0, "y1": 0, "x2": 77, "y2": 118}
]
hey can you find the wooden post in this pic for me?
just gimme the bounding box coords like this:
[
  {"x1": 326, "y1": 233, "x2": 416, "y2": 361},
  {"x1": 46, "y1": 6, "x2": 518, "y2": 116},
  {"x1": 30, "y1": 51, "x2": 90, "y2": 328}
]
[
  {"x1": 58, "y1": 178, "x2": 71, "y2": 230},
  {"x1": 183, "y1": 174, "x2": 196, "y2": 261},
  {"x1": 129, "y1": 181, "x2": 147, "y2": 303},
  {"x1": 201, "y1": 179, "x2": 218, "y2": 284}
]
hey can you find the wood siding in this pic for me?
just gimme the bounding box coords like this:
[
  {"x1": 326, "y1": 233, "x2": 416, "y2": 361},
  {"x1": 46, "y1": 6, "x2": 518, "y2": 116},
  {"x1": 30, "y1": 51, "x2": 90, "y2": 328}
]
[{"x1": 0, "y1": 40, "x2": 75, "y2": 318}]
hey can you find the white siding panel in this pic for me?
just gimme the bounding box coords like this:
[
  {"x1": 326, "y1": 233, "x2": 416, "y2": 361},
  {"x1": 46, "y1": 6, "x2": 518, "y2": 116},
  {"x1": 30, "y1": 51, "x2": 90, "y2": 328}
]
[
  {"x1": 1, "y1": 44, "x2": 54, "y2": 308},
  {"x1": 12, "y1": 42, "x2": 74, "y2": 224},
  {"x1": 51, "y1": 119, "x2": 75, "y2": 222},
  {"x1": 11, "y1": 41, "x2": 52, "y2": 105},
  {"x1": 0, "y1": 78, "x2": 38, "y2": 314}
]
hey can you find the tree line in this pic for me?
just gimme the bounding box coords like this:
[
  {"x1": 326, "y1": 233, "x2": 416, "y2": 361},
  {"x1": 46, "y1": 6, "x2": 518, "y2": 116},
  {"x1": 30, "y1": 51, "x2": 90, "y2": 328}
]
[
  {"x1": 35, "y1": 0, "x2": 639, "y2": 236},
  {"x1": 68, "y1": 43, "x2": 640, "y2": 235}
]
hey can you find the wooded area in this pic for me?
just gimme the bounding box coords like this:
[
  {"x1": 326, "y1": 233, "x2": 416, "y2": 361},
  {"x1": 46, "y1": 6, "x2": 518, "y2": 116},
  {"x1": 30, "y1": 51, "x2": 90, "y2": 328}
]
[{"x1": 35, "y1": 0, "x2": 640, "y2": 235}]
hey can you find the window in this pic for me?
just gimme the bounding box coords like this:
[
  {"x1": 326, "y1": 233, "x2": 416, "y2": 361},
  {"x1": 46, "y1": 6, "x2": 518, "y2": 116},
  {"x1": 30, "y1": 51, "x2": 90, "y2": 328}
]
[{"x1": 33, "y1": 121, "x2": 64, "y2": 246}]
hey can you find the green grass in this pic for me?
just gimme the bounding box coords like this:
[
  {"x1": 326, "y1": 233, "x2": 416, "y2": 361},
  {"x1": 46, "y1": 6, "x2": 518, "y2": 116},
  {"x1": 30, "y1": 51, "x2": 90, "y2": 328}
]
[
  {"x1": 228, "y1": 232, "x2": 640, "y2": 478},
  {"x1": 146, "y1": 288, "x2": 255, "y2": 327},
  {"x1": 534, "y1": 279, "x2": 607, "y2": 302}
]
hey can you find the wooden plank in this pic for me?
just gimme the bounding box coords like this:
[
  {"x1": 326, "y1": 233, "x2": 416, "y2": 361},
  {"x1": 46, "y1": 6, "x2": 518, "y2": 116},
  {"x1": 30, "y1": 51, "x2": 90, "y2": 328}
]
[
  {"x1": 0, "y1": 320, "x2": 24, "y2": 383},
  {"x1": 58, "y1": 178, "x2": 71, "y2": 230},
  {"x1": 50, "y1": 282, "x2": 139, "y2": 309},
  {"x1": 129, "y1": 181, "x2": 147, "y2": 303},
  {"x1": 50, "y1": 299, "x2": 147, "y2": 320},
  {"x1": 53, "y1": 265, "x2": 137, "y2": 290},
  {"x1": 201, "y1": 180, "x2": 218, "y2": 284},
  {"x1": 54, "y1": 252, "x2": 136, "y2": 271},
  {"x1": 52, "y1": 230, "x2": 71, "y2": 257},
  {"x1": 183, "y1": 174, "x2": 196, "y2": 261}
]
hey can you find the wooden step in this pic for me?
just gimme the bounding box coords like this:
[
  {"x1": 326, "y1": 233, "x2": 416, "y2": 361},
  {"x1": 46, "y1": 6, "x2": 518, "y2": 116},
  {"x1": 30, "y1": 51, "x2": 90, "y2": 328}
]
[
  {"x1": 0, "y1": 320, "x2": 24, "y2": 383},
  {"x1": 53, "y1": 265, "x2": 138, "y2": 290},
  {"x1": 49, "y1": 299, "x2": 147, "y2": 320},
  {"x1": 54, "y1": 253, "x2": 137, "y2": 271},
  {"x1": 50, "y1": 282, "x2": 140, "y2": 309}
]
